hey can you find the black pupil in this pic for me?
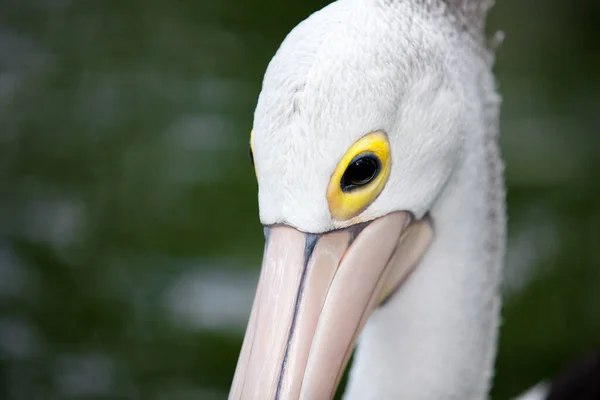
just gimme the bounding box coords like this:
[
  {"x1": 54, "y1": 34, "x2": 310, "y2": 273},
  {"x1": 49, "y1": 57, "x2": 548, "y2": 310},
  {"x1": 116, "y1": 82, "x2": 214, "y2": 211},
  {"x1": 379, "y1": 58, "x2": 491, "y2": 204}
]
[
  {"x1": 341, "y1": 154, "x2": 380, "y2": 192},
  {"x1": 249, "y1": 144, "x2": 254, "y2": 167}
]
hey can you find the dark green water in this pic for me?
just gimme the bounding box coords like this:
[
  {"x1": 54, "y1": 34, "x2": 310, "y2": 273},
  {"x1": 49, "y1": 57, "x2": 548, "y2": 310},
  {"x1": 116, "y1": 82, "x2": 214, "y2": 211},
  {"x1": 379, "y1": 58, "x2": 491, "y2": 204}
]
[{"x1": 1, "y1": 0, "x2": 599, "y2": 399}]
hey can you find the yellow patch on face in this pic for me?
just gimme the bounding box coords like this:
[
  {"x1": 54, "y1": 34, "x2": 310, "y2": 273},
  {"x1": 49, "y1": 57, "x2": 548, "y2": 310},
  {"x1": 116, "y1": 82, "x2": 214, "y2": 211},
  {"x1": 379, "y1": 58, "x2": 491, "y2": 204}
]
[
  {"x1": 327, "y1": 132, "x2": 391, "y2": 221},
  {"x1": 250, "y1": 129, "x2": 257, "y2": 178}
]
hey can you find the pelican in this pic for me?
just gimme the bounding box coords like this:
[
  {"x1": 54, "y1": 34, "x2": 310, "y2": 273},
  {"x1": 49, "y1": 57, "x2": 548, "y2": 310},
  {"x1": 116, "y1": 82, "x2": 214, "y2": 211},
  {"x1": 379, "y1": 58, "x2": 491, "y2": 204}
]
[{"x1": 230, "y1": 0, "x2": 506, "y2": 398}]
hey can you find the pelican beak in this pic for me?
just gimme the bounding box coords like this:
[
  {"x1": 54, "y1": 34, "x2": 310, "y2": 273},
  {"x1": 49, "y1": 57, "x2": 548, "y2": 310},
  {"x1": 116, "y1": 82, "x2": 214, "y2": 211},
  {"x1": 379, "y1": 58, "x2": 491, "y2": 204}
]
[{"x1": 229, "y1": 211, "x2": 433, "y2": 400}]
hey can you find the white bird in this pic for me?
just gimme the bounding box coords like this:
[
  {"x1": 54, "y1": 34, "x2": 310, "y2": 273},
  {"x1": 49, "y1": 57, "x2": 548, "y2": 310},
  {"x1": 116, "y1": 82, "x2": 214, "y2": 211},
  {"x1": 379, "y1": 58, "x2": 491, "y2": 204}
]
[{"x1": 228, "y1": 0, "x2": 519, "y2": 398}]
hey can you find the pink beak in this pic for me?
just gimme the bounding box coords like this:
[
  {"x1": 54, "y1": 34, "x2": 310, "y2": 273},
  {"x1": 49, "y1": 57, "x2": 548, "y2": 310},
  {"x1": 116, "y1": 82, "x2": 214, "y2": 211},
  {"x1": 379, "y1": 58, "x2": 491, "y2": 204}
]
[{"x1": 229, "y1": 211, "x2": 433, "y2": 400}]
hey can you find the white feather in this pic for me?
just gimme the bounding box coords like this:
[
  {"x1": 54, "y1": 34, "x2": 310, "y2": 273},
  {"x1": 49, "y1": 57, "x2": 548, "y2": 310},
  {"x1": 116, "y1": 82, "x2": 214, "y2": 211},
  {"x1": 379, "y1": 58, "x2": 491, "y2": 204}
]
[
  {"x1": 514, "y1": 382, "x2": 550, "y2": 400},
  {"x1": 252, "y1": 0, "x2": 505, "y2": 399}
]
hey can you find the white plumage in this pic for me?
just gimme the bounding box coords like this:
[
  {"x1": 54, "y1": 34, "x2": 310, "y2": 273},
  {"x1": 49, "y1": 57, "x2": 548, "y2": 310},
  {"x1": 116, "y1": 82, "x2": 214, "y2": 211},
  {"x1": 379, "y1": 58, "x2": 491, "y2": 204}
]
[{"x1": 233, "y1": 1, "x2": 508, "y2": 399}]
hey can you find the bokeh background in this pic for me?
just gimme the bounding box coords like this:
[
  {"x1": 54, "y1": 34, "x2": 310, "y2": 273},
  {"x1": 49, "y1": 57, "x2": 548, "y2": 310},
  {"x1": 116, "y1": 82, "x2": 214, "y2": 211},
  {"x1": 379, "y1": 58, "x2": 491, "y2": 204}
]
[{"x1": 1, "y1": 0, "x2": 599, "y2": 399}]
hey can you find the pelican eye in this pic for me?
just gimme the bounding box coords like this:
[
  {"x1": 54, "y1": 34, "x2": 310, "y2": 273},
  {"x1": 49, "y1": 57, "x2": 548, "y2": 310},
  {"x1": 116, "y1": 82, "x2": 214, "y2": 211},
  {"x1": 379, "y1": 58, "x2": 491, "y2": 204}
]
[
  {"x1": 341, "y1": 153, "x2": 381, "y2": 192},
  {"x1": 327, "y1": 132, "x2": 391, "y2": 221},
  {"x1": 248, "y1": 142, "x2": 255, "y2": 167},
  {"x1": 250, "y1": 130, "x2": 257, "y2": 177}
]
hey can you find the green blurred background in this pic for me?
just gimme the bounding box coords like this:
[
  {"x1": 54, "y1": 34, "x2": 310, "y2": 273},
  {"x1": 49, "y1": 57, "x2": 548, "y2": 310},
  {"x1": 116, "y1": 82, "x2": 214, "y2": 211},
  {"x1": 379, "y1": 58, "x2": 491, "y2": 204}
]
[{"x1": 1, "y1": 0, "x2": 599, "y2": 399}]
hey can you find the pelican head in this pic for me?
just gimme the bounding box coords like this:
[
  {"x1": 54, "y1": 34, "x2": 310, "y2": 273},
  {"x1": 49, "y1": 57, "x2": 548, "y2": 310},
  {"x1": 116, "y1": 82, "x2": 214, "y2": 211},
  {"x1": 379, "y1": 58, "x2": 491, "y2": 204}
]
[{"x1": 231, "y1": 0, "x2": 504, "y2": 399}]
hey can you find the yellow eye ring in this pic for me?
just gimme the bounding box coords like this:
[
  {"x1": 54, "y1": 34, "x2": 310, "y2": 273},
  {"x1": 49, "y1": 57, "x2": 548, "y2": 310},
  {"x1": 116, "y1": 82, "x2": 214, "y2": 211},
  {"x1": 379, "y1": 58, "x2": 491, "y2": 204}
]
[
  {"x1": 326, "y1": 132, "x2": 391, "y2": 221},
  {"x1": 250, "y1": 130, "x2": 257, "y2": 178}
]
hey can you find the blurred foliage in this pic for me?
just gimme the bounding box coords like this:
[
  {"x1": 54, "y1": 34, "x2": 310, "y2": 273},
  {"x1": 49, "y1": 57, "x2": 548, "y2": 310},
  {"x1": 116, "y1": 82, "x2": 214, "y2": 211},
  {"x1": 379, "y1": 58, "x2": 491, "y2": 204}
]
[{"x1": 0, "y1": 0, "x2": 599, "y2": 399}]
